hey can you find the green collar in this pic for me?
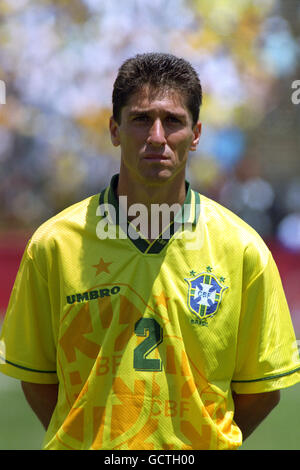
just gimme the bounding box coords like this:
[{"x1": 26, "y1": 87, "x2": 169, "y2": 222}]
[{"x1": 98, "y1": 174, "x2": 200, "y2": 254}]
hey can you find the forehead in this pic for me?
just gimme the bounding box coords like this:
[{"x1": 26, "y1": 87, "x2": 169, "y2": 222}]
[{"x1": 123, "y1": 86, "x2": 190, "y2": 116}]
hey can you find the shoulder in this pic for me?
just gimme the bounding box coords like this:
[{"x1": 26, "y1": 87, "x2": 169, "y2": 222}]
[
  {"x1": 27, "y1": 194, "x2": 100, "y2": 258},
  {"x1": 199, "y1": 193, "x2": 265, "y2": 239},
  {"x1": 199, "y1": 193, "x2": 271, "y2": 274}
]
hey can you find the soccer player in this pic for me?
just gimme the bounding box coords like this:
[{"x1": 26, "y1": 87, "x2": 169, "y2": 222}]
[{"x1": 1, "y1": 53, "x2": 300, "y2": 450}]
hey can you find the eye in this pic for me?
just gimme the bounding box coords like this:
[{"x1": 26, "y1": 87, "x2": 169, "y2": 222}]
[
  {"x1": 132, "y1": 114, "x2": 150, "y2": 122},
  {"x1": 166, "y1": 115, "x2": 182, "y2": 124}
]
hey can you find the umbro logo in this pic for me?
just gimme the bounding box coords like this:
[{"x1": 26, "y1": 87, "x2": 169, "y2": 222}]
[{"x1": 66, "y1": 286, "x2": 121, "y2": 304}]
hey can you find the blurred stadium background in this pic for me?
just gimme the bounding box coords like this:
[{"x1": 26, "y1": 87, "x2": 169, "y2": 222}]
[{"x1": 0, "y1": 0, "x2": 300, "y2": 450}]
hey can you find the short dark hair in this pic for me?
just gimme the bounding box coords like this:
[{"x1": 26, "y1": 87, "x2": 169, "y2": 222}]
[{"x1": 112, "y1": 52, "x2": 202, "y2": 126}]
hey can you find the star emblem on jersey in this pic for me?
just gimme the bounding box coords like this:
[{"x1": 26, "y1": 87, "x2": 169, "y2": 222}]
[
  {"x1": 153, "y1": 291, "x2": 170, "y2": 310},
  {"x1": 185, "y1": 271, "x2": 228, "y2": 322},
  {"x1": 92, "y1": 257, "x2": 112, "y2": 276}
]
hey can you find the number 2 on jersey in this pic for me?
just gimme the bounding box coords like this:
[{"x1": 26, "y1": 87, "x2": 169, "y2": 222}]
[{"x1": 133, "y1": 318, "x2": 163, "y2": 371}]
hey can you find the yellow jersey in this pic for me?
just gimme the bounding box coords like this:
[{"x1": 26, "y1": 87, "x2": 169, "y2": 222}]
[{"x1": 1, "y1": 174, "x2": 300, "y2": 450}]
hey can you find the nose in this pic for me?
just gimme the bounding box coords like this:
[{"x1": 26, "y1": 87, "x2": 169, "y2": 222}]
[{"x1": 147, "y1": 119, "x2": 167, "y2": 147}]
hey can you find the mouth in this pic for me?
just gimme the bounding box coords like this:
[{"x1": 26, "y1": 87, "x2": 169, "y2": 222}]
[{"x1": 143, "y1": 153, "x2": 170, "y2": 161}]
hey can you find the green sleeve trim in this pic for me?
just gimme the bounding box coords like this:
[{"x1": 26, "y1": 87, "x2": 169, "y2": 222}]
[
  {"x1": 0, "y1": 355, "x2": 57, "y2": 374},
  {"x1": 232, "y1": 366, "x2": 300, "y2": 384}
]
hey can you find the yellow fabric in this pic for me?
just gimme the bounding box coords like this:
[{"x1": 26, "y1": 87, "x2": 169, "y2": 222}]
[{"x1": 1, "y1": 179, "x2": 300, "y2": 450}]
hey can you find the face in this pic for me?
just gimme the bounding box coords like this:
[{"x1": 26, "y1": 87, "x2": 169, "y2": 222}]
[{"x1": 110, "y1": 86, "x2": 201, "y2": 186}]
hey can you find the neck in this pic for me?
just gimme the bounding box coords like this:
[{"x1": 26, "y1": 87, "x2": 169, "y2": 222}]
[
  {"x1": 116, "y1": 166, "x2": 187, "y2": 242},
  {"x1": 117, "y1": 167, "x2": 187, "y2": 209}
]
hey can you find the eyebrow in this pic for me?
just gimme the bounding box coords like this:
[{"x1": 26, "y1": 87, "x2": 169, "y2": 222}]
[{"x1": 127, "y1": 109, "x2": 187, "y2": 119}]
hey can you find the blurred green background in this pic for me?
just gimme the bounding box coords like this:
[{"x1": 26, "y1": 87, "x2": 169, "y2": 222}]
[{"x1": 1, "y1": 0, "x2": 300, "y2": 450}]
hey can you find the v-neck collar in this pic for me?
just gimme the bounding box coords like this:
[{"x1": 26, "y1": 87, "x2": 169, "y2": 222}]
[{"x1": 98, "y1": 174, "x2": 200, "y2": 254}]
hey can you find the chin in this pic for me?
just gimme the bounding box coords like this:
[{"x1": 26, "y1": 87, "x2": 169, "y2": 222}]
[{"x1": 139, "y1": 168, "x2": 175, "y2": 185}]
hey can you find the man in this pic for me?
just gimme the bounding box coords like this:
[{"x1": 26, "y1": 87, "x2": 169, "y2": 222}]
[{"x1": 1, "y1": 53, "x2": 300, "y2": 450}]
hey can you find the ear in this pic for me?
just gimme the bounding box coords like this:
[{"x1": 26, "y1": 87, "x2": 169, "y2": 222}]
[
  {"x1": 109, "y1": 116, "x2": 121, "y2": 147},
  {"x1": 190, "y1": 122, "x2": 202, "y2": 151}
]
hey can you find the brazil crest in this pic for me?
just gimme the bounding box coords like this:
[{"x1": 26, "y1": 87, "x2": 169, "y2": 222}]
[{"x1": 185, "y1": 272, "x2": 228, "y2": 320}]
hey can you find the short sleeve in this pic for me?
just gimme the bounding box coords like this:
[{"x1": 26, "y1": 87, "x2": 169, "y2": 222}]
[
  {"x1": 0, "y1": 242, "x2": 58, "y2": 384},
  {"x1": 232, "y1": 251, "x2": 300, "y2": 394}
]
